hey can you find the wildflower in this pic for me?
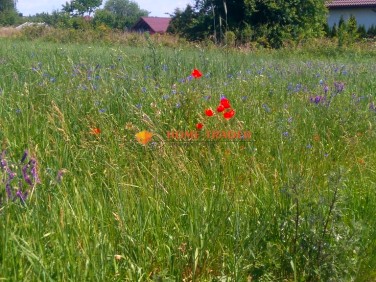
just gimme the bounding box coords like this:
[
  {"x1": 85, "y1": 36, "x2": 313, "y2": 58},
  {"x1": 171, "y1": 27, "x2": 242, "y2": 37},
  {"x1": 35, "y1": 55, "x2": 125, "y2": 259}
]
[
  {"x1": 90, "y1": 128, "x2": 101, "y2": 135},
  {"x1": 114, "y1": 255, "x2": 123, "y2": 260},
  {"x1": 205, "y1": 109, "x2": 214, "y2": 117},
  {"x1": 220, "y1": 98, "x2": 231, "y2": 109},
  {"x1": 223, "y1": 109, "x2": 235, "y2": 120},
  {"x1": 22, "y1": 163, "x2": 33, "y2": 186},
  {"x1": 56, "y1": 169, "x2": 66, "y2": 183},
  {"x1": 20, "y1": 150, "x2": 28, "y2": 163},
  {"x1": 324, "y1": 85, "x2": 329, "y2": 95},
  {"x1": 262, "y1": 104, "x2": 271, "y2": 113},
  {"x1": 196, "y1": 123, "x2": 204, "y2": 130},
  {"x1": 191, "y1": 69, "x2": 202, "y2": 79},
  {"x1": 217, "y1": 104, "x2": 225, "y2": 113},
  {"x1": 135, "y1": 131, "x2": 153, "y2": 145},
  {"x1": 310, "y1": 95, "x2": 325, "y2": 104},
  {"x1": 334, "y1": 81, "x2": 345, "y2": 93}
]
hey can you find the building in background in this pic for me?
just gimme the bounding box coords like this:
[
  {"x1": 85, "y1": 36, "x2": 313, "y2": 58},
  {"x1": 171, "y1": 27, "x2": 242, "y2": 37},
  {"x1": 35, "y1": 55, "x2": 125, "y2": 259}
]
[
  {"x1": 327, "y1": 0, "x2": 376, "y2": 29},
  {"x1": 131, "y1": 17, "x2": 171, "y2": 34}
]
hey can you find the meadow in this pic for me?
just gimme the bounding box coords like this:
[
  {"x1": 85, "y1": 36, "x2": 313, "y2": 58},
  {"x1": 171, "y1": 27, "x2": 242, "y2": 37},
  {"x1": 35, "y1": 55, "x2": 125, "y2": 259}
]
[{"x1": 1, "y1": 37, "x2": 376, "y2": 281}]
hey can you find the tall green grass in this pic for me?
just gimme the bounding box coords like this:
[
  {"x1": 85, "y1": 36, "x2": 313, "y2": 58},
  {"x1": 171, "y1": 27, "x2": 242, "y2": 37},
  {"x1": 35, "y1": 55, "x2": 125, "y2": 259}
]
[{"x1": 1, "y1": 38, "x2": 376, "y2": 281}]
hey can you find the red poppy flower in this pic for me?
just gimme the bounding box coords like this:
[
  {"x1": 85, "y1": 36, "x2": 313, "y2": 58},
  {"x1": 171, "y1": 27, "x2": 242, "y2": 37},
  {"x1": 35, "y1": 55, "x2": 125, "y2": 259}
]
[
  {"x1": 192, "y1": 69, "x2": 203, "y2": 79},
  {"x1": 220, "y1": 98, "x2": 231, "y2": 109},
  {"x1": 90, "y1": 127, "x2": 101, "y2": 134},
  {"x1": 205, "y1": 109, "x2": 214, "y2": 117},
  {"x1": 196, "y1": 123, "x2": 204, "y2": 130},
  {"x1": 223, "y1": 109, "x2": 235, "y2": 119},
  {"x1": 217, "y1": 104, "x2": 225, "y2": 112}
]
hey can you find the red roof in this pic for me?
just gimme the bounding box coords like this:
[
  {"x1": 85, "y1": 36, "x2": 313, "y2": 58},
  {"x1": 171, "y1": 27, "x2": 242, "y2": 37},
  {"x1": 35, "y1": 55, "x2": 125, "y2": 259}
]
[
  {"x1": 132, "y1": 17, "x2": 171, "y2": 34},
  {"x1": 327, "y1": 0, "x2": 376, "y2": 7}
]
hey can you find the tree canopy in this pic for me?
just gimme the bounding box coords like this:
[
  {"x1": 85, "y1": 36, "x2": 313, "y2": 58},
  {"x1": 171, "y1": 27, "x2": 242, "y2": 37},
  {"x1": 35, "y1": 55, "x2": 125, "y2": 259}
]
[
  {"x1": 62, "y1": 0, "x2": 102, "y2": 16},
  {"x1": 169, "y1": 0, "x2": 328, "y2": 48},
  {"x1": 0, "y1": 0, "x2": 18, "y2": 25},
  {"x1": 93, "y1": 0, "x2": 149, "y2": 30}
]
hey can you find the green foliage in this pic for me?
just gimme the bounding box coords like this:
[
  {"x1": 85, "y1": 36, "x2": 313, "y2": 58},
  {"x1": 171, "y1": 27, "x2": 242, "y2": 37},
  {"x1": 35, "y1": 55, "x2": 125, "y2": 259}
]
[
  {"x1": 0, "y1": 0, "x2": 19, "y2": 25},
  {"x1": 93, "y1": 0, "x2": 148, "y2": 30},
  {"x1": 169, "y1": 0, "x2": 328, "y2": 48},
  {"x1": 62, "y1": 0, "x2": 102, "y2": 16},
  {"x1": 357, "y1": 25, "x2": 366, "y2": 38},
  {"x1": 0, "y1": 8, "x2": 18, "y2": 25},
  {"x1": 0, "y1": 0, "x2": 16, "y2": 11},
  {"x1": 224, "y1": 30, "x2": 236, "y2": 46},
  {"x1": 337, "y1": 15, "x2": 360, "y2": 48},
  {"x1": 1, "y1": 39, "x2": 376, "y2": 281},
  {"x1": 367, "y1": 25, "x2": 376, "y2": 37}
]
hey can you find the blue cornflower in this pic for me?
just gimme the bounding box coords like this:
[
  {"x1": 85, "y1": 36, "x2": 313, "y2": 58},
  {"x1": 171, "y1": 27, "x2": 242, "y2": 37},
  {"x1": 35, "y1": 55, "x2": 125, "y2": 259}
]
[{"x1": 262, "y1": 104, "x2": 271, "y2": 113}]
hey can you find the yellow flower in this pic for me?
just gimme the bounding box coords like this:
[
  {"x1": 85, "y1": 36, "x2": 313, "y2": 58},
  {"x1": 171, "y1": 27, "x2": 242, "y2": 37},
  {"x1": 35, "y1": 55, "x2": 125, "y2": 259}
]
[{"x1": 135, "y1": 131, "x2": 153, "y2": 145}]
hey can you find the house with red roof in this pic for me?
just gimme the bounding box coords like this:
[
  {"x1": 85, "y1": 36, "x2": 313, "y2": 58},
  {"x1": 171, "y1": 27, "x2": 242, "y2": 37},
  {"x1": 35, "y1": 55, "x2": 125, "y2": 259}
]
[
  {"x1": 327, "y1": 0, "x2": 376, "y2": 29},
  {"x1": 131, "y1": 17, "x2": 171, "y2": 34}
]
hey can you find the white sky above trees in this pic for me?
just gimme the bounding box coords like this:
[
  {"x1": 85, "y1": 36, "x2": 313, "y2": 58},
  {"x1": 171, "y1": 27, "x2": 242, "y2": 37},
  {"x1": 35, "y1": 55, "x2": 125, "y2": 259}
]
[{"x1": 17, "y1": 0, "x2": 193, "y2": 17}]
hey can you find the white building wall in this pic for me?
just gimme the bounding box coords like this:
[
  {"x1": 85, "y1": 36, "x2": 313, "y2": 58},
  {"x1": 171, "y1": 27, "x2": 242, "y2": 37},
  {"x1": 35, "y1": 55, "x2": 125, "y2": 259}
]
[{"x1": 328, "y1": 8, "x2": 376, "y2": 29}]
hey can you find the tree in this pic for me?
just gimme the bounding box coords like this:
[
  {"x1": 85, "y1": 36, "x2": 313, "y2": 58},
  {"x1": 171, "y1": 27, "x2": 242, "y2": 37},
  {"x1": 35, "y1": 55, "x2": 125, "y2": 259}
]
[
  {"x1": 0, "y1": 0, "x2": 18, "y2": 25},
  {"x1": 62, "y1": 0, "x2": 102, "y2": 16},
  {"x1": 101, "y1": 0, "x2": 148, "y2": 29},
  {"x1": 169, "y1": 0, "x2": 328, "y2": 48}
]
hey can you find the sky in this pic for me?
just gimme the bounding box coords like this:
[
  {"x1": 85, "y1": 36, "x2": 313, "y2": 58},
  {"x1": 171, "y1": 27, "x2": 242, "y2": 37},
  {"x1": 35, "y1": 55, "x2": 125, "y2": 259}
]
[{"x1": 17, "y1": 0, "x2": 193, "y2": 17}]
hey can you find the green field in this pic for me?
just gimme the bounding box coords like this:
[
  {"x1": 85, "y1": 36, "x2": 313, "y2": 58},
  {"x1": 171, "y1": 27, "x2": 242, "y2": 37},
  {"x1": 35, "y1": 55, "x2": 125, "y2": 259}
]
[{"x1": 1, "y1": 38, "x2": 376, "y2": 281}]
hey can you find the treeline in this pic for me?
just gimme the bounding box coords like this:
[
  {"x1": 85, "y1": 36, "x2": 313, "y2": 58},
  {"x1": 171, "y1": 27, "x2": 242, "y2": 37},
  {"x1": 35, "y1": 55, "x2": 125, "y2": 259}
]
[
  {"x1": 0, "y1": 0, "x2": 148, "y2": 31},
  {"x1": 168, "y1": 0, "x2": 376, "y2": 48},
  {"x1": 1, "y1": 0, "x2": 376, "y2": 48}
]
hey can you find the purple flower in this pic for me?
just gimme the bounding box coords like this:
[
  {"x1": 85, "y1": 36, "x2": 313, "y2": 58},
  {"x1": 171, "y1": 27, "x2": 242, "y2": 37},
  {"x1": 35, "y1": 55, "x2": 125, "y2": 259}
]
[
  {"x1": 56, "y1": 170, "x2": 65, "y2": 183},
  {"x1": 334, "y1": 81, "x2": 345, "y2": 93},
  {"x1": 21, "y1": 150, "x2": 28, "y2": 163},
  {"x1": 0, "y1": 150, "x2": 7, "y2": 169},
  {"x1": 310, "y1": 95, "x2": 325, "y2": 104},
  {"x1": 6, "y1": 182, "x2": 13, "y2": 199},
  {"x1": 16, "y1": 189, "x2": 28, "y2": 204},
  {"x1": 30, "y1": 158, "x2": 40, "y2": 184},
  {"x1": 22, "y1": 163, "x2": 33, "y2": 186},
  {"x1": 324, "y1": 85, "x2": 329, "y2": 95}
]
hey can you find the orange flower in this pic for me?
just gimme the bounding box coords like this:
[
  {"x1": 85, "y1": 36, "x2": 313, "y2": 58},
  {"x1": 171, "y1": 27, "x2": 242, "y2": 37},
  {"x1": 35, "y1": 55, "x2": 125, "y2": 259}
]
[
  {"x1": 135, "y1": 131, "x2": 153, "y2": 145},
  {"x1": 90, "y1": 127, "x2": 101, "y2": 135}
]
